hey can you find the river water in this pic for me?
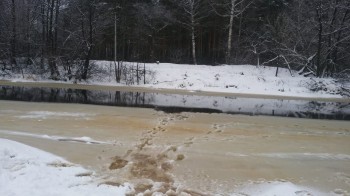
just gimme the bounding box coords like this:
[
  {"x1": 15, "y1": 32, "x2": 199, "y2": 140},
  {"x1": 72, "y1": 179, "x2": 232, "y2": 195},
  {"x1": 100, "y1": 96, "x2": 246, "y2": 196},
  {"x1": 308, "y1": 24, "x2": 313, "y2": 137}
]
[
  {"x1": 1, "y1": 85, "x2": 349, "y2": 120},
  {"x1": 0, "y1": 84, "x2": 349, "y2": 195}
]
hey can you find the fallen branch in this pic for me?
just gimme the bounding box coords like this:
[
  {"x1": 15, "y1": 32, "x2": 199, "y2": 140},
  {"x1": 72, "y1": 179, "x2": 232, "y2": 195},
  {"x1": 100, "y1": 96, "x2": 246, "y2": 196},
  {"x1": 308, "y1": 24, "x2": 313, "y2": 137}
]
[
  {"x1": 280, "y1": 55, "x2": 294, "y2": 77},
  {"x1": 341, "y1": 86, "x2": 350, "y2": 97}
]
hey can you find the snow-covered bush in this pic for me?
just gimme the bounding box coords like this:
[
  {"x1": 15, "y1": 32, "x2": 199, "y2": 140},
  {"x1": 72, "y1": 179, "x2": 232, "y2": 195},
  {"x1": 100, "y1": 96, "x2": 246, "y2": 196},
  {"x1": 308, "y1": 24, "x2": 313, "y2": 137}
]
[{"x1": 303, "y1": 79, "x2": 341, "y2": 95}]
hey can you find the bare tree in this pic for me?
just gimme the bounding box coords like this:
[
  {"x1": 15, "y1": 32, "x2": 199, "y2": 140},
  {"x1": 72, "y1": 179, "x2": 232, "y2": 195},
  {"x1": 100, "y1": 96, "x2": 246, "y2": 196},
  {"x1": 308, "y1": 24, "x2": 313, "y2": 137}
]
[
  {"x1": 39, "y1": 0, "x2": 61, "y2": 79},
  {"x1": 174, "y1": 0, "x2": 208, "y2": 65},
  {"x1": 134, "y1": 1, "x2": 173, "y2": 62},
  {"x1": 10, "y1": 0, "x2": 17, "y2": 67},
  {"x1": 81, "y1": 0, "x2": 95, "y2": 80},
  {"x1": 0, "y1": 0, "x2": 349, "y2": 79},
  {"x1": 300, "y1": 0, "x2": 350, "y2": 77},
  {"x1": 210, "y1": 0, "x2": 251, "y2": 64}
]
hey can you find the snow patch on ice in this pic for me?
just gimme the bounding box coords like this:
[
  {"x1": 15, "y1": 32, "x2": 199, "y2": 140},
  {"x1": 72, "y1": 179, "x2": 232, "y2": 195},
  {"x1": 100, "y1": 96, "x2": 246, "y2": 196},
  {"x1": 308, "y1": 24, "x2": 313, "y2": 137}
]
[
  {"x1": 257, "y1": 153, "x2": 350, "y2": 160},
  {"x1": 0, "y1": 138, "x2": 132, "y2": 196},
  {"x1": 232, "y1": 181, "x2": 329, "y2": 196},
  {"x1": 225, "y1": 152, "x2": 350, "y2": 160},
  {"x1": 0, "y1": 130, "x2": 109, "y2": 145},
  {"x1": 16, "y1": 111, "x2": 95, "y2": 120}
]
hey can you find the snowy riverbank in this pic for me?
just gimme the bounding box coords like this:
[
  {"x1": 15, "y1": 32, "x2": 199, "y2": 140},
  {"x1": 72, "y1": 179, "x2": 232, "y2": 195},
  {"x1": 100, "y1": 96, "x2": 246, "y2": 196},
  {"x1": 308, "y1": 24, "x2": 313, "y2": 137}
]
[{"x1": 1, "y1": 62, "x2": 348, "y2": 99}]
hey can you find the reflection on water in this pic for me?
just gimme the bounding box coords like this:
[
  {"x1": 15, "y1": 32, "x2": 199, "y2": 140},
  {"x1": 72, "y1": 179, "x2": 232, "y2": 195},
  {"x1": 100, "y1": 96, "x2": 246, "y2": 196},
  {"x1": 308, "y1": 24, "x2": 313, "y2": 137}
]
[
  {"x1": 0, "y1": 86, "x2": 349, "y2": 120},
  {"x1": 0, "y1": 86, "x2": 152, "y2": 107}
]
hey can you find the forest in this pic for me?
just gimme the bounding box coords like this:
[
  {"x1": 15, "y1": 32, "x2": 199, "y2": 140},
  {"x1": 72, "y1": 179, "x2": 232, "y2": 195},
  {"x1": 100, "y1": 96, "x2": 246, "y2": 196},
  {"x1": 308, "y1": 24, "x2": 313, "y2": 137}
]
[{"x1": 0, "y1": 0, "x2": 349, "y2": 80}]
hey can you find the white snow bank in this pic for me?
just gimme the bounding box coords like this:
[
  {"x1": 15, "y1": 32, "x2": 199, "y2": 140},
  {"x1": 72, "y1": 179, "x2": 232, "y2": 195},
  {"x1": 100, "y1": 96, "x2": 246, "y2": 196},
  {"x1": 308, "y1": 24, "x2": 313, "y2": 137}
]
[
  {"x1": 119, "y1": 63, "x2": 343, "y2": 98},
  {"x1": 232, "y1": 181, "x2": 329, "y2": 196},
  {"x1": 91, "y1": 63, "x2": 343, "y2": 99},
  {"x1": 2, "y1": 62, "x2": 346, "y2": 99},
  {"x1": 0, "y1": 139, "x2": 131, "y2": 196}
]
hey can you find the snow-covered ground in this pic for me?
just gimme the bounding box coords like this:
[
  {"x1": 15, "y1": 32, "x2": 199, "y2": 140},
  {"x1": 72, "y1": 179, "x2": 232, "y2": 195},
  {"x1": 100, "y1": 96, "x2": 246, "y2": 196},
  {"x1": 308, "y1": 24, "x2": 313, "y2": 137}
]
[
  {"x1": 134, "y1": 63, "x2": 342, "y2": 98},
  {"x1": 0, "y1": 138, "x2": 334, "y2": 196},
  {"x1": 2, "y1": 62, "x2": 347, "y2": 99}
]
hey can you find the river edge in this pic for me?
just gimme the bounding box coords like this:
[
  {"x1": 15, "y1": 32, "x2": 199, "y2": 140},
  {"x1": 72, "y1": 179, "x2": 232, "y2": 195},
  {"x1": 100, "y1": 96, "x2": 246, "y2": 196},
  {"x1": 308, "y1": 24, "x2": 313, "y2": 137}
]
[{"x1": 1, "y1": 80, "x2": 349, "y2": 103}]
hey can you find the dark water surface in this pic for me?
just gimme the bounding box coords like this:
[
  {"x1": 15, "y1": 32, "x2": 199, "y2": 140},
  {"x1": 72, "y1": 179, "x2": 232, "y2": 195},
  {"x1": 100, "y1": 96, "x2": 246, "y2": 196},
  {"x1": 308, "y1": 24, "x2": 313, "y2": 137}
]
[{"x1": 1, "y1": 85, "x2": 349, "y2": 120}]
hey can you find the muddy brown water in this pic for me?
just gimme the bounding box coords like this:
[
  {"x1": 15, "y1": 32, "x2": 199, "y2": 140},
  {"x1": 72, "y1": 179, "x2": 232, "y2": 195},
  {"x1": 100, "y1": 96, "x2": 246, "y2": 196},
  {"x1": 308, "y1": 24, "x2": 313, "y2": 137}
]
[{"x1": 0, "y1": 100, "x2": 349, "y2": 195}]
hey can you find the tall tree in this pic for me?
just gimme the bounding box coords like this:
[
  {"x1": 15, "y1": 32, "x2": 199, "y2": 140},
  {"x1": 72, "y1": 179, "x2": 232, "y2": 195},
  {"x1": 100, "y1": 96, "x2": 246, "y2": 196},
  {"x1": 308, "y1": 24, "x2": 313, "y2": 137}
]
[
  {"x1": 41, "y1": 0, "x2": 61, "y2": 79},
  {"x1": 10, "y1": 0, "x2": 17, "y2": 67},
  {"x1": 81, "y1": 0, "x2": 95, "y2": 80},
  {"x1": 174, "y1": 0, "x2": 208, "y2": 65},
  {"x1": 210, "y1": 0, "x2": 251, "y2": 64},
  {"x1": 134, "y1": 1, "x2": 173, "y2": 62}
]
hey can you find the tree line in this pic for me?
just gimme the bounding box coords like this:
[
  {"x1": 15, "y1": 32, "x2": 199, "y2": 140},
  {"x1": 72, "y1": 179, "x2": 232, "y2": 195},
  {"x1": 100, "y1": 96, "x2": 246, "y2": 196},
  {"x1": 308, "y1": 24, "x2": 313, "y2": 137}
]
[{"x1": 0, "y1": 0, "x2": 349, "y2": 80}]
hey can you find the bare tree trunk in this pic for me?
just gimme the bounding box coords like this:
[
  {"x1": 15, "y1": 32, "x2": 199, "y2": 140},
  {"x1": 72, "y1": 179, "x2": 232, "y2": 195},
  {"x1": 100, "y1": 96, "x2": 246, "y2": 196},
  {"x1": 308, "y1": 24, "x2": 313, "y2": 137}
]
[
  {"x1": 188, "y1": 0, "x2": 197, "y2": 65},
  {"x1": 323, "y1": 1, "x2": 338, "y2": 77},
  {"x1": 143, "y1": 62, "x2": 146, "y2": 84},
  {"x1": 82, "y1": 1, "x2": 94, "y2": 80},
  {"x1": 114, "y1": 11, "x2": 120, "y2": 83},
  {"x1": 226, "y1": 0, "x2": 235, "y2": 64},
  {"x1": 136, "y1": 62, "x2": 139, "y2": 85},
  {"x1": 54, "y1": 0, "x2": 60, "y2": 54},
  {"x1": 235, "y1": 1, "x2": 243, "y2": 62},
  {"x1": 83, "y1": 47, "x2": 92, "y2": 80},
  {"x1": 10, "y1": 0, "x2": 17, "y2": 68},
  {"x1": 41, "y1": 2, "x2": 46, "y2": 71},
  {"x1": 151, "y1": 32, "x2": 155, "y2": 62},
  {"x1": 333, "y1": 2, "x2": 349, "y2": 68},
  {"x1": 316, "y1": 7, "x2": 323, "y2": 77},
  {"x1": 26, "y1": 4, "x2": 31, "y2": 64},
  {"x1": 191, "y1": 25, "x2": 197, "y2": 65},
  {"x1": 48, "y1": 0, "x2": 59, "y2": 79},
  {"x1": 48, "y1": 0, "x2": 55, "y2": 75},
  {"x1": 326, "y1": 7, "x2": 336, "y2": 76}
]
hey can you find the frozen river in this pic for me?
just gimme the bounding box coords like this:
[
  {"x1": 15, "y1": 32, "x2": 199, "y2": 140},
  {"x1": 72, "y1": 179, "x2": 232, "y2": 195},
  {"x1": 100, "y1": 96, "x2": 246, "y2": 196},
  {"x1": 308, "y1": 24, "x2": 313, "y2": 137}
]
[{"x1": 0, "y1": 90, "x2": 349, "y2": 195}]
